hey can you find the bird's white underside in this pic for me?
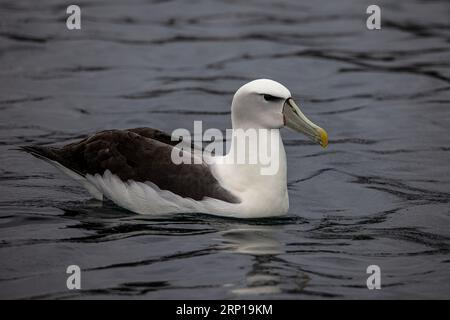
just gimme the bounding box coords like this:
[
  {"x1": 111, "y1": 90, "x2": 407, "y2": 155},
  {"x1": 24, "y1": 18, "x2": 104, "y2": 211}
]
[{"x1": 52, "y1": 148, "x2": 289, "y2": 219}]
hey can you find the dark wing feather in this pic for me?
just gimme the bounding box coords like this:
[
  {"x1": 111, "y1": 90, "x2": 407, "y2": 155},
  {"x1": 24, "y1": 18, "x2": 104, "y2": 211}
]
[
  {"x1": 21, "y1": 128, "x2": 239, "y2": 203},
  {"x1": 127, "y1": 127, "x2": 204, "y2": 151},
  {"x1": 126, "y1": 127, "x2": 178, "y2": 146}
]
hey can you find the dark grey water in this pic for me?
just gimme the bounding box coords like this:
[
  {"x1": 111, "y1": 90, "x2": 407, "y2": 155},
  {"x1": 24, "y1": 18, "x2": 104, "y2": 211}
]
[{"x1": 1, "y1": 0, "x2": 450, "y2": 299}]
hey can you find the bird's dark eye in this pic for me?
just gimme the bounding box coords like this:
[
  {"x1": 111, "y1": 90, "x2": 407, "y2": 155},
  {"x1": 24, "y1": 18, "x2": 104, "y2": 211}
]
[{"x1": 263, "y1": 94, "x2": 281, "y2": 102}]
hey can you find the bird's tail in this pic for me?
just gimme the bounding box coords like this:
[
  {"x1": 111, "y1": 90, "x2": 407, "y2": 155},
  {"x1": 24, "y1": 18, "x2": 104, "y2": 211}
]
[
  {"x1": 18, "y1": 145, "x2": 104, "y2": 200},
  {"x1": 18, "y1": 145, "x2": 60, "y2": 163}
]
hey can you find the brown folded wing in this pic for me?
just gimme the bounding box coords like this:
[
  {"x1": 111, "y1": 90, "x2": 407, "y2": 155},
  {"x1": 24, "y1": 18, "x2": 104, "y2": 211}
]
[{"x1": 21, "y1": 128, "x2": 239, "y2": 203}]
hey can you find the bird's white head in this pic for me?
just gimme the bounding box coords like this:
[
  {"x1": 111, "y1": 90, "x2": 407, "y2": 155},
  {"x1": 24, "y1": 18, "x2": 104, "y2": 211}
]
[{"x1": 231, "y1": 79, "x2": 328, "y2": 148}]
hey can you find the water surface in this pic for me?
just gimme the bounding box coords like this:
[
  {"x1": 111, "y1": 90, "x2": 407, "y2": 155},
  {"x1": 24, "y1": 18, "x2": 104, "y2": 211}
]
[{"x1": 0, "y1": 0, "x2": 449, "y2": 299}]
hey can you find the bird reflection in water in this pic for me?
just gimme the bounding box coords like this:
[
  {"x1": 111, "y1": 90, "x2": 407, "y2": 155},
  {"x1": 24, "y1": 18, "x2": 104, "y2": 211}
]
[{"x1": 219, "y1": 225, "x2": 310, "y2": 297}]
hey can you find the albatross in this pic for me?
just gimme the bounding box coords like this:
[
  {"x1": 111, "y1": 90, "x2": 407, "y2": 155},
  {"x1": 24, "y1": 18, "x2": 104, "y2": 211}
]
[{"x1": 21, "y1": 79, "x2": 328, "y2": 218}]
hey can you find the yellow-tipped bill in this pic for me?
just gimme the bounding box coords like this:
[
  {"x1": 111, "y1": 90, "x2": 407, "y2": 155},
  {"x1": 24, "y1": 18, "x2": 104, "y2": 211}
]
[{"x1": 283, "y1": 98, "x2": 328, "y2": 148}]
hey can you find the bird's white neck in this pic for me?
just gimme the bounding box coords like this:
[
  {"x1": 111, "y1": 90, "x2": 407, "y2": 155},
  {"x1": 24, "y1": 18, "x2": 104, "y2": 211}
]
[{"x1": 211, "y1": 129, "x2": 289, "y2": 217}]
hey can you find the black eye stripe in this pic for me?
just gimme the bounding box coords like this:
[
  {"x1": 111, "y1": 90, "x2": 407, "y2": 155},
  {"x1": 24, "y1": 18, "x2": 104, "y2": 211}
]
[{"x1": 262, "y1": 94, "x2": 282, "y2": 101}]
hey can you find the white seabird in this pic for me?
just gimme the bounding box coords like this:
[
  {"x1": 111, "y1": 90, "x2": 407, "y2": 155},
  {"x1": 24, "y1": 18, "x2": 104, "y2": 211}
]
[{"x1": 21, "y1": 79, "x2": 328, "y2": 218}]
